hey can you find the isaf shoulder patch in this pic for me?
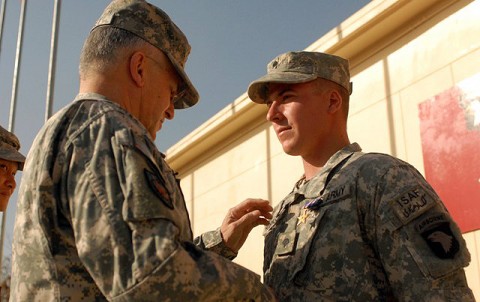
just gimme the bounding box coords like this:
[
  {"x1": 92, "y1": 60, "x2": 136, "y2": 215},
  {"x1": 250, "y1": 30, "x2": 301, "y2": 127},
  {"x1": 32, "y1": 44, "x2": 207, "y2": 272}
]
[
  {"x1": 391, "y1": 186, "x2": 436, "y2": 224},
  {"x1": 144, "y1": 169, "x2": 174, "y2": 209}
]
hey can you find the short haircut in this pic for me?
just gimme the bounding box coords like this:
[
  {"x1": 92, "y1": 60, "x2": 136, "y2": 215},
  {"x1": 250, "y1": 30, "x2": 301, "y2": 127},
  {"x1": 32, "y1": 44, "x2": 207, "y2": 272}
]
[
  {"x1": 314, "y1": 78, "x2": 350, "y2": 119},
  {"x1": 338, "y1": 83, "x2": 350, "y2": 119},
  {"x1": 79, "y1": 26, "x2": 146, "y2": 77}
]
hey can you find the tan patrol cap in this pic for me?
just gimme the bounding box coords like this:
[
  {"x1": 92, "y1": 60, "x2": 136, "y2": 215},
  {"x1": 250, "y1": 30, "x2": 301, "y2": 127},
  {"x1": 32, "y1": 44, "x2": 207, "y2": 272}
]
[
  {"x1": 0, "y1": 125, "x2": 25, "y2": 170},
  {"x1": 92, "y1": 0, "x2": 199, "y2": 109},
  {"x1": 248, "y1": 51, "x2": 352, "y2": 104}
]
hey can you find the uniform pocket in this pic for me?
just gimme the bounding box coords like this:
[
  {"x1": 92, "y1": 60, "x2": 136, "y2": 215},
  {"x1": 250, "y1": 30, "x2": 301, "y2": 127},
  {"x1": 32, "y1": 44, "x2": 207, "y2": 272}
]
[{"x1": 275, "y1": 231, "x2": 298, "y2": 256}]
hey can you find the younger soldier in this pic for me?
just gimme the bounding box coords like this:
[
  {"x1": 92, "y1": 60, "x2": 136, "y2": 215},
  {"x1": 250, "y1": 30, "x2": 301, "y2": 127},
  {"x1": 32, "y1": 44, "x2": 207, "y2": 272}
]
[{"x1": 248, "y1": 51, "x2": 475, "y2": 301}]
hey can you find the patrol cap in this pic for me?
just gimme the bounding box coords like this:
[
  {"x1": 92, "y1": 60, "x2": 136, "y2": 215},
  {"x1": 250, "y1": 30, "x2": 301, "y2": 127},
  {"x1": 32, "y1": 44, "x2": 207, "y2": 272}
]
[
  {"x1": 0, "y1": 125, "x2": 25, "y2": 171},
  {"x1": 248, "y1": 51, "x2": 353, "y2": 104},
  {"x1": 92, "y1": 0, "x2": 199, "y2": 109}
]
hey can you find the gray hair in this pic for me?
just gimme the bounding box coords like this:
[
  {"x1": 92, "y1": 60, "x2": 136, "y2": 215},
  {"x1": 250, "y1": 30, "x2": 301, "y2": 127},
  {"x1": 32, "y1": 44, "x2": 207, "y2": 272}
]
[{"x1": 79, "y1": 26, "x2": 146, "y2": 77}]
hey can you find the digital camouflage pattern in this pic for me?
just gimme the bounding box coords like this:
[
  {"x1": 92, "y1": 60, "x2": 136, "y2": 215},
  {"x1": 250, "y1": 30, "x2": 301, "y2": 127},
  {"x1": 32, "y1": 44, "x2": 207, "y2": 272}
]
[
  {"x1": 11, "y1": 93, "x2": 275, "y2": 301},
  {"x1": 248, "y1": 51, "x2": 352, "y2": 103},
  {"x1": 0, "y1": 125, "x2": 25, "y2": 170},
  {"x1": 93, "y1": 0, "x2": 198, "y2": 109},
  {"x1": 195, "y1": 228, "x2": 238, "y2": 260},
  {"x1": 264, "y1": 143, "x2": 475, "y2": 301}
]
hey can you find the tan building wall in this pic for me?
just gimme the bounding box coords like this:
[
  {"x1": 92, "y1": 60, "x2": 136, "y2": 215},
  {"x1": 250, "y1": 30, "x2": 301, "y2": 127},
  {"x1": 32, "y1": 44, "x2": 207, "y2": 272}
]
[{"x1": 167, "y1": 0, "x2": 480, "y2": 298}]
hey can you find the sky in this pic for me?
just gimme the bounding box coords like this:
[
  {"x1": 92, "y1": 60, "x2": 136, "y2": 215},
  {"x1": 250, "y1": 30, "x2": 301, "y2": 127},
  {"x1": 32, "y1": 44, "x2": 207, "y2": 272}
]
[{"x1": 0, "y1": 0, "x2": 370, "y2": 260}]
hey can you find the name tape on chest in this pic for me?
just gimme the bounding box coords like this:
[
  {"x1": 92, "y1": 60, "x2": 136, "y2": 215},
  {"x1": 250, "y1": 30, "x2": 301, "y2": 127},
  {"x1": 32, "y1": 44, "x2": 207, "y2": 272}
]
[
  {"x1": 324, "y1": 185, "x2": 350, "y2": 202},
  {"x1": 306, "y1": 185, "x2": 350, "y2": 210}
]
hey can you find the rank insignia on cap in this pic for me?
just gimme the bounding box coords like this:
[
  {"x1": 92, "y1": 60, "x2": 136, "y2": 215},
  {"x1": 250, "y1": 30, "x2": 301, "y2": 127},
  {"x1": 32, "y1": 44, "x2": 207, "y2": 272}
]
[
  {"x1": 419, "y1": 219, "x2": 459, "y2": 259},
  {"x1": 144, "y1": 169, "x2": 174, "y2": 209}
]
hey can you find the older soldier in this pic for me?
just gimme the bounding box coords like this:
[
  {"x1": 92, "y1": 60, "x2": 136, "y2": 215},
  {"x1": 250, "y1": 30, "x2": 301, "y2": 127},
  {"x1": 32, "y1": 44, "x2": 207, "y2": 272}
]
[
  {"x1": 0, "y1": 125, "x2": 25, "y2": 212},
  {"x1": 248, "y1": 51, "x2": 475, "y2": 301},
  {"x1": 11, "y1": 1, "x2": 275, "y2": 301}
]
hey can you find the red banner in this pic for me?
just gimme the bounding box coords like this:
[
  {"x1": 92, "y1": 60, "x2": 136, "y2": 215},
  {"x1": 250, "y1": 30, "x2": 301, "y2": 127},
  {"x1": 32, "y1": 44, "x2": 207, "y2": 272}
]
[{"x1": 418, "y1": 73, "x2": 480, "y2": 233}]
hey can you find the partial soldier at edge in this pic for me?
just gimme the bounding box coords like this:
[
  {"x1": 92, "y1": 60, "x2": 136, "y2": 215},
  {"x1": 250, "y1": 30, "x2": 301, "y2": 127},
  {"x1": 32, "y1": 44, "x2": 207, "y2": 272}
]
[{"x1": 0, "y1": 125, "x2": 25, "y2": 212}]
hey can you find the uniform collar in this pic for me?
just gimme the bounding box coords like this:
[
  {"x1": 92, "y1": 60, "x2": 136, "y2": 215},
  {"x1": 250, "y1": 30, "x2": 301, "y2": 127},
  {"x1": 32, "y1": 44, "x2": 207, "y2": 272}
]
[
  {"x1": 73, "y1": 93, "x2": 155, "y2": 143},
  {"x1": 298, "y1": 142, "x2": 362, "y2": 199},
  {"x1": 74, "y1": 92, "x2": 112, "y2": 103}
]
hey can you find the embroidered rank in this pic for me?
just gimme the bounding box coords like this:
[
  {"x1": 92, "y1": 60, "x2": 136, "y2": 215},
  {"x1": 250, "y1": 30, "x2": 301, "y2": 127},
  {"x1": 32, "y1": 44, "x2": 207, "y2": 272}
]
[{"x1": 275, "y1": 231, "x2": 297, "y2": 256}]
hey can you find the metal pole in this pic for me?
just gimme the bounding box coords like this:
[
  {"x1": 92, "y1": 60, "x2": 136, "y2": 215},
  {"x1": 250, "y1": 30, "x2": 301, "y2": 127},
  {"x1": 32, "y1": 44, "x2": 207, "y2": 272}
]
[
  {"x1": 2, "y1": 0, "x2": 27, "y2": 277},
  {"x1": 8, "y1": 0, "x2": 27, "y2": 132},
  {"x1": 0, "y1": 0, "x2": 7, "y2": 54},
  {"x1": 0, "y1": 0, "x2": 8, "y2": 131},
  {"x1": 45, "y1": 0, "x2": 61, "y2": 122}
]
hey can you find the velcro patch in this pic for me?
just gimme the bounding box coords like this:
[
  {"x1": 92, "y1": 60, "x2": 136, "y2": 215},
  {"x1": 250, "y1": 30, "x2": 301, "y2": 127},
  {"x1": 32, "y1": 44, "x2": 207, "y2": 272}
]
[
  {"x1": 391, "y1": 186, "x2": 435, "y2": 224},
  {"x1": 144, "y1": 169, "x2": 174, "y2": 209},
  {"x1": 323, "y1": 185, "x2": 350, "y2": 203},
  {"x1": 307, "y1": 185, "x2": 351, "y2": 210},
  {"x1": 275, "y1": 231, "x2": 297, "y2": 256},
  {"x1": 416, "y1": 215, "x2": 460, "y2": 259}
]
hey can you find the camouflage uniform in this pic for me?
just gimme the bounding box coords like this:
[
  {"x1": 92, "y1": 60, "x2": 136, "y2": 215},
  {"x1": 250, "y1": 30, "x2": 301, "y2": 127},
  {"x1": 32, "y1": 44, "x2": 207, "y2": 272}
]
[
  {"x1": 12, "y1": 1, "x2": 275, "y2": 300},
  {"x1": 263, "y1": 143, "x2": 475, "y2": 301},
  {"x1": 11, "y1": 94, "x2": 274, "y2": 301}
]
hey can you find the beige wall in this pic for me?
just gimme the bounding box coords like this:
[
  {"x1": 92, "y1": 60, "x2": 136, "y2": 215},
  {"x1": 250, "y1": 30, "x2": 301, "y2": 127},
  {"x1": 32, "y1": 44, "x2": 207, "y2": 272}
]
[
  {"x1": 167, "y1": 0, "x2": 480, "y2": 298},
  {"x1": 345, "y1": 1, "x2": 480, "y2": 297}
]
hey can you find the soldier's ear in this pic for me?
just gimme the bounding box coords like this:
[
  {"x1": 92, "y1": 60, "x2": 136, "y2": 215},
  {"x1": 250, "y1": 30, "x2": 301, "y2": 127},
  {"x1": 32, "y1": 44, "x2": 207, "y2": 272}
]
[
  {"x1": 327, "y1": 89, "x2": 343, "y2": 114},
  {"x1": 129, "y1": 52, "x2": 146, "y2": 87}
]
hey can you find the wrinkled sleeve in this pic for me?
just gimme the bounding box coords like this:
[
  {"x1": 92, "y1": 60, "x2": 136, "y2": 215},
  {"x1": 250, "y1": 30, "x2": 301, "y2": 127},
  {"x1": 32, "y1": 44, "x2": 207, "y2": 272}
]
[
  {"x1": 194, "y1": 228, "x2": 238, "y2": 260},
  {"x1": 67, "y1": 117, "x2": 275, "y2": 301},
  {"x1": 368, "y1": 163, "x2": 475, "y2": 302}
]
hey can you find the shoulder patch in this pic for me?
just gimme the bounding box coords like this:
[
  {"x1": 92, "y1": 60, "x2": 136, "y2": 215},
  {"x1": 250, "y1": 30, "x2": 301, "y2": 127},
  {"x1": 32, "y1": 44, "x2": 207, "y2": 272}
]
[
  {"x1": 391, "y1": 186, "x2": 436, "y2": 224},
  {"x1": 144, "y1": 169, "x2": 174, "y2": 209},
  {"x1": 416, "y1": 215, "x2": 460, "y2": 259}
]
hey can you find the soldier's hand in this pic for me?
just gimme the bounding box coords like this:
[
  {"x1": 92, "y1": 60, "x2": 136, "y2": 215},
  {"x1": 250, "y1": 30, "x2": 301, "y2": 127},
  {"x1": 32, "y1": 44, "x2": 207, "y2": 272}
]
[{"x1": 220, "y1": 198, "x2": 273, "y2": 253}]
